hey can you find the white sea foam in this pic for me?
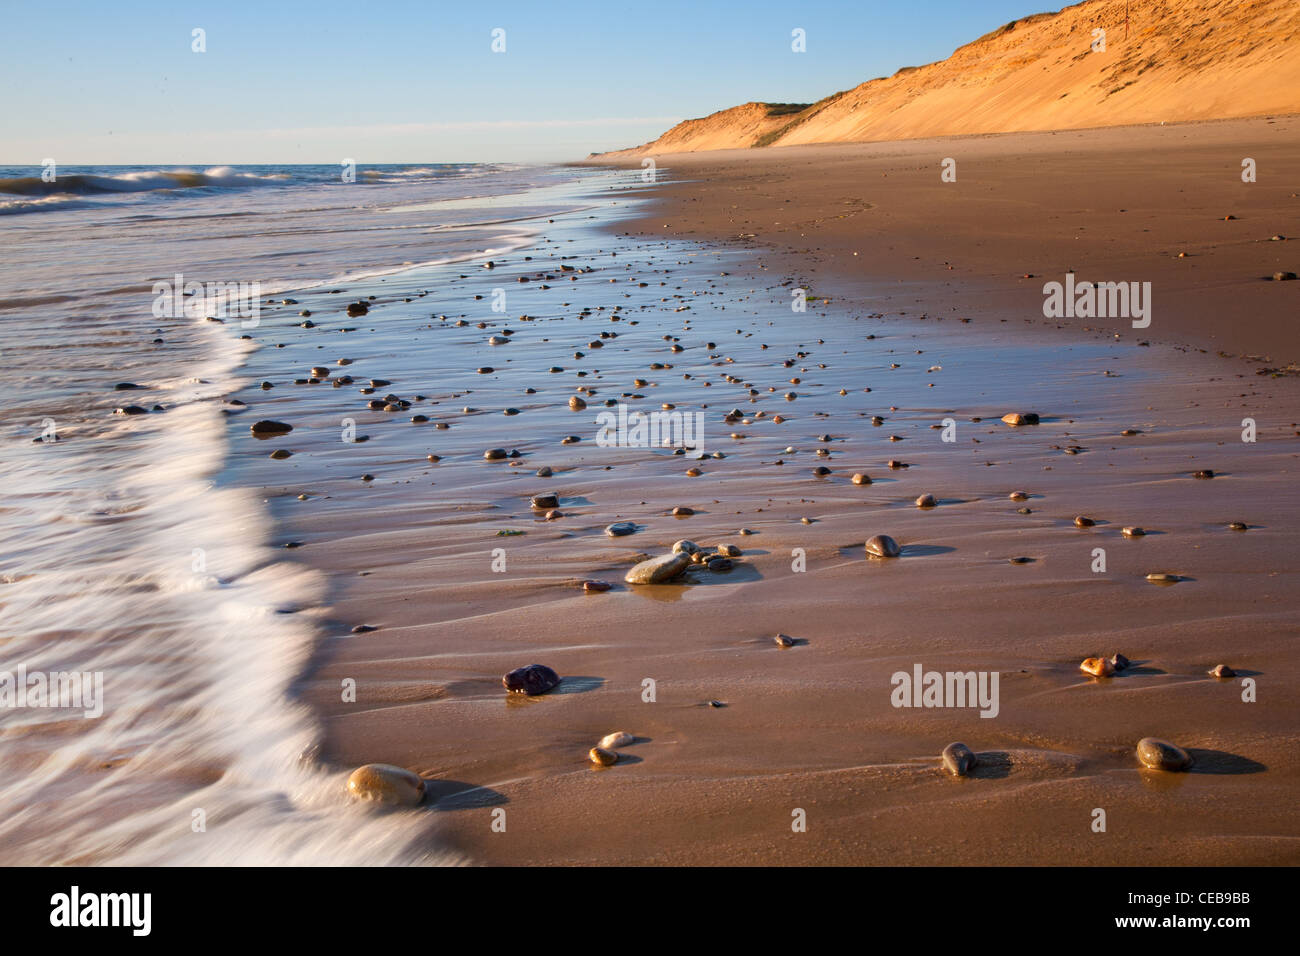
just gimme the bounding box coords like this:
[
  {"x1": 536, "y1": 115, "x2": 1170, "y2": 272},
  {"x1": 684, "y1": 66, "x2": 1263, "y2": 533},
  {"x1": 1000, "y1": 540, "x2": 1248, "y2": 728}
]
[{"x1": 0, "y1": 163, "x2": 604, "y2": 864}]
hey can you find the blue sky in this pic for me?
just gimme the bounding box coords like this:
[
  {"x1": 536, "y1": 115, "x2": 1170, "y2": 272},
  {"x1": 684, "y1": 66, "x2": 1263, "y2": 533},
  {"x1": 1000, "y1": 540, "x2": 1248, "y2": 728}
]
[{"x1": 1, "y1": 0, "x2": 1062, "y2": 164}]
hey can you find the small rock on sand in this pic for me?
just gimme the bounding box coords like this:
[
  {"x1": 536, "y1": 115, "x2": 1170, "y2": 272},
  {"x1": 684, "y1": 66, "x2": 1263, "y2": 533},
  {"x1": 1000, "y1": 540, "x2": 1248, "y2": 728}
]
[
  {"x1": 582, "y1": 580, "x2": 611, "y2": 592},
  {"x1": 589, "y1": 747, "x2": 619, "y2": 767},
  {"x1": 1080, "y1": 657, "x2": 1115, "y2": 678},
  {"x1": 1122, "y1": 526, "x2": 1145, "y2": 537},
  {"x1": 502, "y1": 663, "x2": 561, "y2": 696},
  {"x1": 1001, "y1": 412, "x2": 1040, "y2": 426},
  {"x1": 605, "y1": 521, "x2": 637, "y2": 537},
  {"x1": 1209, "y1": 664, "x2": 1236, "y2": 678},
  {"x1": 852, "y1": 473, "x2": 872, "y2": 485},
  {"x1": 671, "y1": 540, "x2": 700, "y2": 554},
  {"x1": 865, "y1": 534, "x2": 901, "y2": 558},
  {"x1": 625, "y1": 552, "x2": 690, "y2": 584},
  {"x1": 916, "y1": 493, "x2": 936, "y2": 508},
  {"x1": 1074, "y1": 516, "x2": 1095, "y2": 528},
  {"x1": 599, "y1": 731, "x2": 635, "y2": 749},
  {"x1": 531, "y1": 494, "x2": 559, "y2": 509},
  {"x1": 346, "y1": 764, "x2": 425, "y2": 806},
  {"x1": 774, "y1": 633, "x2": 796, "y2": 648},
  {"x1": 1136, "y1": 737, "x2": 1192, "y2": 772},
  {"x1": 1146, "y1": 572, "x2": 1180, "y2": 584},
  {"x1": 942, "y1": 742, "x2": 977, "y2": 777},
  {"x1": 484, "y1": 448, "x2": 508, "y2": 460},
  {"x1": 251, "y1": 420, "x2": 292, "y2": 435}
]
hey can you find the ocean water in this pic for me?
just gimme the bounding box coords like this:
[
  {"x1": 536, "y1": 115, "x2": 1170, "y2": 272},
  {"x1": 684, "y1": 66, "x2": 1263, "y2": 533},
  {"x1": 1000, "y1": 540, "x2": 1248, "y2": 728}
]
[{"x1": 0, "y1": 162, "x2": 610, "y2": 864}]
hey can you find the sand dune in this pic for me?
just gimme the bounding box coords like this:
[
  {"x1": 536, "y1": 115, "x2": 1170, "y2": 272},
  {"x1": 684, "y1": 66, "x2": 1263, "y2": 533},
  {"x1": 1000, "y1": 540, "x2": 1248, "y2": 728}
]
[{"x1": 594, "y1": 0, "x2": 1300, "y2": 157}]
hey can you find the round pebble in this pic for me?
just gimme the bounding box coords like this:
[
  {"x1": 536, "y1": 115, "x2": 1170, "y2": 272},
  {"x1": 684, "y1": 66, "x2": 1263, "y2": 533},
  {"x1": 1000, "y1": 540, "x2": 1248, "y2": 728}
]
[
  {"x1": 1136, "y1": 737, "x2": 1192, "y2": 772},
  {"x1": 502, "y1": 663, "x2": 561, "y2": 696},
  {"x1": 941, "y1": 742, "x2": 977, "y2": 777},
  {"x1": 865, "y1": 534, "x2": 901, "y2": 558},
  {"x1": 346, "y1": 764, "x2": 425, "y2": 806}
]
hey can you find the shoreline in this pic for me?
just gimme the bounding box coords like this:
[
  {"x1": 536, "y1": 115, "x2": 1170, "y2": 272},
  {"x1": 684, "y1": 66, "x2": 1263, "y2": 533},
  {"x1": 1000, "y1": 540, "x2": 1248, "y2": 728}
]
[
  {"x1": 217, "y1": 154, "x2": 1300, "y2": 865},
  {"x1": 589, "y1": 116, "x2": 1300, "y2": 368}
]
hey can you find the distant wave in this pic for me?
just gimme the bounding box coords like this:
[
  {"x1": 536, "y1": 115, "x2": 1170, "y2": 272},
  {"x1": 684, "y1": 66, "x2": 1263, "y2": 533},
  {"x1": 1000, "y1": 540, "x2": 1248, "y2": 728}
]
[
  {"x1": 0, "y1": 166, "x2": 289, "y2": 197},
  {"x1": 0, "y1": 195, "x2": 99, "y2": 216}
]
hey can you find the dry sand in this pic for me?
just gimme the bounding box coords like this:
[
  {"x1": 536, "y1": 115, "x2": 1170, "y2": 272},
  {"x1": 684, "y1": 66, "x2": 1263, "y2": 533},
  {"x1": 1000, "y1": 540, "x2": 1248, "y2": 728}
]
[{"x1": 244, "y1": 122, "x2": 1300, "y2": 866}]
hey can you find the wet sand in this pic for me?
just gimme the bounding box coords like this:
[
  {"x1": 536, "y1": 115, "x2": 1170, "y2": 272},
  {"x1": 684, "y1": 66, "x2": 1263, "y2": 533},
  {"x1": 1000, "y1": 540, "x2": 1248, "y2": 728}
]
[
  {"x1": 233, "y1": 145, "x2": 1300, "y2": 865},
  {"x1": 597, "y1": 116, "x2": 1300, "y2": 366}
]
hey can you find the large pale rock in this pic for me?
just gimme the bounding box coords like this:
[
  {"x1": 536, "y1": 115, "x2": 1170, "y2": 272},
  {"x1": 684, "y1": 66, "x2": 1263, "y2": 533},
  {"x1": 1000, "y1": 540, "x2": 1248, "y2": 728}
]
[
  {"x1": 346, "y1": 764, "x2": 425, "y2": 806},
  {"x1": 625, "y1": 552, "x2": 690, "y2": 584}
]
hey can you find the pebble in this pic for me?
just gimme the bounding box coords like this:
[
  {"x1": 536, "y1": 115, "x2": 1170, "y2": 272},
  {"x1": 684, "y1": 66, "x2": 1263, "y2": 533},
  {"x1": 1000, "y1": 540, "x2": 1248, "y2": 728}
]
[
  {"x1": 672, "y1": 506, "x2": 695, "y2": 516},
  {"x1": 536, "y1": 466, "x2": 553, "y2": 477},
  {"x1": 716, "y1": 544, "x2": 741, "y2": 557},
  {"x1": 1080, "y1": 656, "x2": 1115, "y2": 678},
  {"x1": 774, "y1": 633, "x2": 795, "y2": 648},
  {"x1": 852, "y1": 473, "x2": 872, "y2": 485},
  {"x1": 1209, "y1": 664, "x2": 1236, "y2": 679},
  {"x1": 484, "y1": 448, "x2": 508, "y2": 460},
  {"x1": 1228, "y1": 521, "x2": 1248, "y2": 531},
  {"x1": 941, "y1": 742, "x2": 977, "y2": 777},
  {"x1": 671, "y1": 540, "x2": 700, "y2": 554},
  {"x1": 1110, "y1": 653, "x2": 1131, "y2": 671},
  {"x1": 582, "y1": 580, "x2": 612, "y2": 592},
  {"x1": 270, "y1": 449, "x2": 292, "y2": 460},
  {"x1": 502, "y1": 663, "x2": 561, "y2": 695},
  {"x1": 865, "y1": 534, "x2": 901, "y2": 558},
  {"x1": 589, "y1": 747, "x2": 619, "y2": 767},
  {"x1": 605, "y1": 521, "x2": 637, "y2": 537},
  {"x1": 1074, "y1": 516, "x2": 1095, "y2": 528},
  {"x1": 1001, "y1": 412, "x2": 1040, "y2": 426},
  {"x1": 1193, "y1": 469, "x2": 1215, "y2": 480},
  {"x1": 531, "y1": 494, "x2": 559, "y2": 509},
  {"x1": 251, "y1": 420, "x2": 293, "y2": 435},
  {"x1": 599, "y1": 731, "x2": 635, "y2": 749},
  {"x1": 707, "y1": 557, "x2": 733, "y2": 571},
  {"x1": 1009, "y1": 491, "x2": 1029, "y2": 501},
  {"x1": 915, "y1": 493, "x2": 936, "y2": 508},
  {"x1": 569, "y1": 396, "x2": 587, "y2": 410},
  {"x1": 1146, "y1": 572, "x2": 1180, "y2": 584},
  {"x1": 625, "y1": 552, "x2": 690, "y2": 584},
  {"x1": 346, "y1": 764, "x2": 425, "y2": 806},
  {"x1": 1136, "y1": 737, "x2": 1192, "y2": 772},
  {"x1": 1121, "y1": 526, "x2": 1145, "y2": 537}
]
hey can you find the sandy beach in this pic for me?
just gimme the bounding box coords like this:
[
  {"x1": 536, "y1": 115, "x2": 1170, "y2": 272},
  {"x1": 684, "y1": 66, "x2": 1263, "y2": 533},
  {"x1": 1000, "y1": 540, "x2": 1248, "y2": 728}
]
[
  {"x1": 215, "y1": 120, "x2": 1300, "y2": 865},
  {"x1": 5, "y1": 0, "x2": 1298, "y2": 885}
]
